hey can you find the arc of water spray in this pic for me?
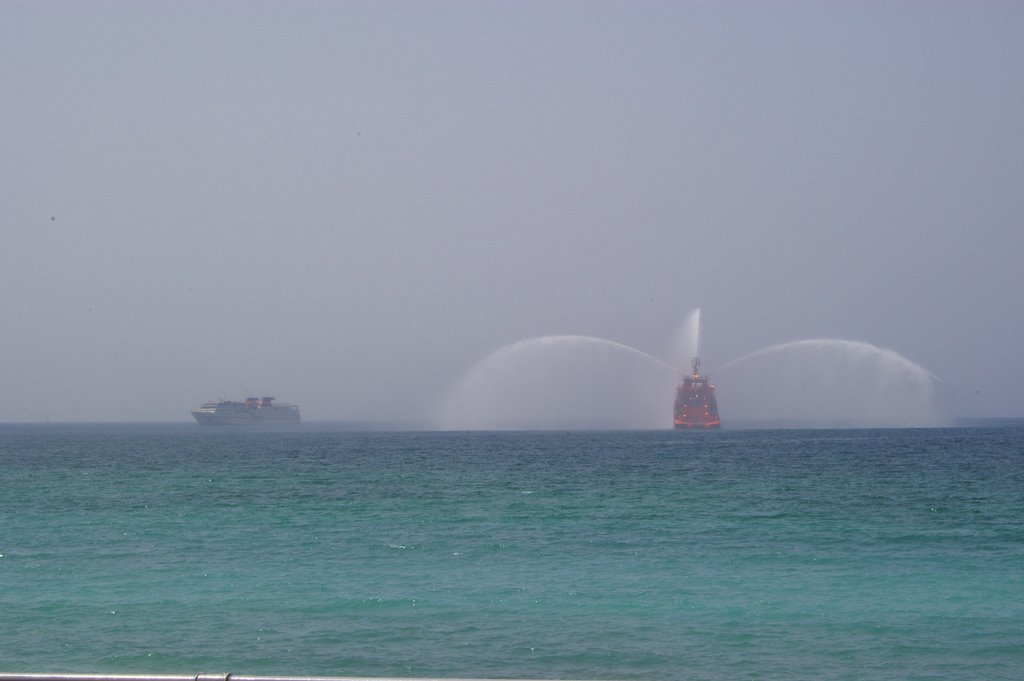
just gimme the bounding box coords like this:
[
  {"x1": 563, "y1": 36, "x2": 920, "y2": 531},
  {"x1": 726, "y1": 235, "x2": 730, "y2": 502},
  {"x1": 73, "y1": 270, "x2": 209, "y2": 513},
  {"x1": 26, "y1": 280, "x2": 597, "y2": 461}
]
[
  {"x1": 442, "y1": 313, "x2": 941, "y2": 429},
  {"x1": 710, "y1": 338, "x2": 940, "y2": 382},
  {"x1": 439, "y1": 334, "x2": 682, "y2": 430},
  {"x1": 481, "y1": 335, "x2": 679, "y2": 373}
]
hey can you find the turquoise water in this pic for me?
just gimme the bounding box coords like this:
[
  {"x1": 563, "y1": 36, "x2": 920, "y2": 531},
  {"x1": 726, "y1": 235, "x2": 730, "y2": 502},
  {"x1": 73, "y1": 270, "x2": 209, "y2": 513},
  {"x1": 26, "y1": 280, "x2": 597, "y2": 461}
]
[{"x1": 1, "y1": 425, "x2": 1022, "y2": 680}]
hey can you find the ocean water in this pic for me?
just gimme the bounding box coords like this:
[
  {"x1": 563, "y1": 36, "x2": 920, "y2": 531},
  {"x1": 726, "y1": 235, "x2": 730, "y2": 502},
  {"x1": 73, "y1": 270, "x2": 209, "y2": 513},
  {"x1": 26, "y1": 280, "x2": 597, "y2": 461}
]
[{"x1": 1, "y1": 424, "x2": 1022, "y2": 680}]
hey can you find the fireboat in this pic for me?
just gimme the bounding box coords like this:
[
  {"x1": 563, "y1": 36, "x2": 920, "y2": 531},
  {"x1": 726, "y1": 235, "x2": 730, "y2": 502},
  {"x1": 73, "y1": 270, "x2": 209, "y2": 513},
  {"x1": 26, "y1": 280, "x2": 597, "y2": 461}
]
[{"x1": 673, "y1": 357, "x2": 721, "y2": 429}]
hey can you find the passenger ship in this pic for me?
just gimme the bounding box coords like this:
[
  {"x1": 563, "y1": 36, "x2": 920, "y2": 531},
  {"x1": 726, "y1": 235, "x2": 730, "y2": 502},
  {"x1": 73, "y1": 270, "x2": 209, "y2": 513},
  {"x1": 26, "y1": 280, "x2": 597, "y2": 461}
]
[{"x1": 191, "y1": 396, "x2": 300, "y2": 425}]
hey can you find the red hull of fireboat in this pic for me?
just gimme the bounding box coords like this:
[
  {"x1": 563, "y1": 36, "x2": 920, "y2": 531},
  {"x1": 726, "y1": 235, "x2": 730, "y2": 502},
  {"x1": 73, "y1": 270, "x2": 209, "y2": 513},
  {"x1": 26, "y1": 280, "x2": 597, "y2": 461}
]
[{"x1": 673, "y1": 357, "x2": 721, "y2": 429}]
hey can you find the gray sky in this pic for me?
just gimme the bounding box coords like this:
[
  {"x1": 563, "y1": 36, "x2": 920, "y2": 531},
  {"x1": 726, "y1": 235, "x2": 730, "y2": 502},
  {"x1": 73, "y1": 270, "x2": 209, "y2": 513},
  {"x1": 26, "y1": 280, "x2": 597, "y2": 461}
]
[{"x1": 3, "y1": 1, "x2": 1022, "y2": 424}]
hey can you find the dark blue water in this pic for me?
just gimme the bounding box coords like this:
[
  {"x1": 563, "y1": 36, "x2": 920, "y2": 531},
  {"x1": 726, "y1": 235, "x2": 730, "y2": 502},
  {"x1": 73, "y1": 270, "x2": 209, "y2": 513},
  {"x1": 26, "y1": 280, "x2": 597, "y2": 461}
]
[{"x1": 1, "y1": 425, "x2": 1022, "y2": 680}]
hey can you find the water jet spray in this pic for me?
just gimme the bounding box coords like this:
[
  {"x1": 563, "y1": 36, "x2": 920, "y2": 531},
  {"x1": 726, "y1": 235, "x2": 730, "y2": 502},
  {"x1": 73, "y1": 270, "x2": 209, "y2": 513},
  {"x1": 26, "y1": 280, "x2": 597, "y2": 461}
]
[{"x1": 440, "y1": 313, "x2": 941, "y2": 430}]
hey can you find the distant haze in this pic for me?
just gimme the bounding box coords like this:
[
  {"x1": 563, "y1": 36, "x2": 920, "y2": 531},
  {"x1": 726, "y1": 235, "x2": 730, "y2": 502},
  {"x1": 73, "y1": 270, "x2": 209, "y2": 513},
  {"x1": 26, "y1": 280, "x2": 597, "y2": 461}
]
[{"x1": 2, "y1": 1, "x2": 1021, "y2": 424}]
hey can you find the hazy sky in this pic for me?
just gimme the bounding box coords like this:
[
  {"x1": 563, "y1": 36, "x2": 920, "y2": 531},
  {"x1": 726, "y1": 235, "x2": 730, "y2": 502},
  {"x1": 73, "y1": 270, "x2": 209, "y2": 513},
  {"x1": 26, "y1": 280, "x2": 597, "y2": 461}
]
[{"x1": 3, "y1": 1, "x2": 1022, "y2": 424}]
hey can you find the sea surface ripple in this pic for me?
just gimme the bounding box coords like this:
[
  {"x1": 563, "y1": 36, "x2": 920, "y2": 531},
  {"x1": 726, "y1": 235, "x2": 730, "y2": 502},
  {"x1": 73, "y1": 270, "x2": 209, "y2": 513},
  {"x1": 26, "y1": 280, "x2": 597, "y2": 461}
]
[{"x1": 1, "y1": 424, "x2": 1022, "y2": 680}]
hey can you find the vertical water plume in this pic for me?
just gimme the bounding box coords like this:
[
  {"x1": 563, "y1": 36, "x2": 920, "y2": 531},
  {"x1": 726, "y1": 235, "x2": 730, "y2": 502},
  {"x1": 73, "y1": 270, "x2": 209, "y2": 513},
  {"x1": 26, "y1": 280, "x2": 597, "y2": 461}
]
[
  {"x1": 692, "y1": 307, "x2": 702, "y2": 360},
  {"x1": 669, "y1": 307, "x2": 702, "y2": 370}
]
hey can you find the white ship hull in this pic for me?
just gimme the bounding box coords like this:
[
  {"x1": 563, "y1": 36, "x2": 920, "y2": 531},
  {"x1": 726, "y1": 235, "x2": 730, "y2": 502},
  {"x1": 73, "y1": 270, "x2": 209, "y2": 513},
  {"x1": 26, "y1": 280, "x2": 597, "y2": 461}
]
[{"x1": 191, "y1": 397, "x2": 300, "y2": 425}]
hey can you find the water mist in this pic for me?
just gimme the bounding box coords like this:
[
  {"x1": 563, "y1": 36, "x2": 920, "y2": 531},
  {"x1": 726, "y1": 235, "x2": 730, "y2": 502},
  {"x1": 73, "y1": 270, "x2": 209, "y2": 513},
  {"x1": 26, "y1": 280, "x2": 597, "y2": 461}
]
[{"x1": 439, "y1": 313, "x2": 942, "y2": 430}]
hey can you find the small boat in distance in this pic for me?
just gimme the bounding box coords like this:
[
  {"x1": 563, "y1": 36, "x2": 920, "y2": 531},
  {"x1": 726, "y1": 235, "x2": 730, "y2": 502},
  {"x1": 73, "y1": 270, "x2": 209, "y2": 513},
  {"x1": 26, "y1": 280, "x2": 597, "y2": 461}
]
[{"x1": 192, "y1": 396, "x2": 300, "y2": 425}]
